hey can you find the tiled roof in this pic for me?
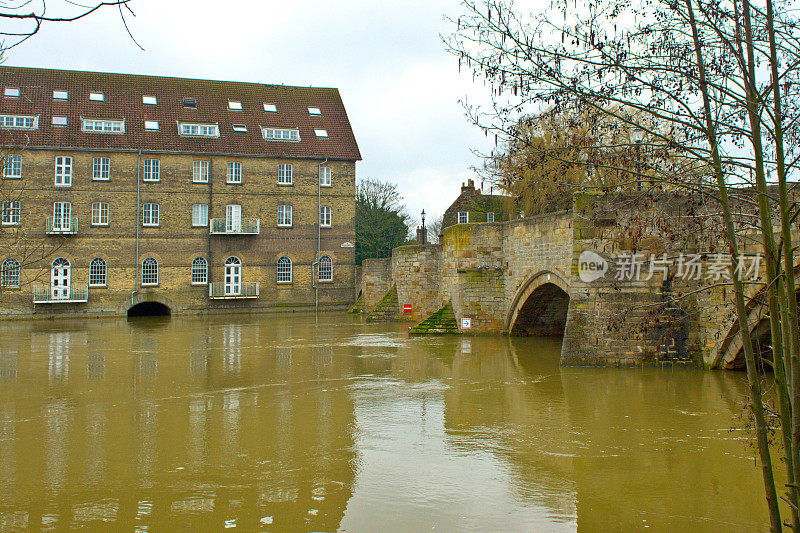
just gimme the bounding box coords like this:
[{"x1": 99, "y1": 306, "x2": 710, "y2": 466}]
[{"x1": 0, "y1": 65, "x2": 361, "y2": 161}]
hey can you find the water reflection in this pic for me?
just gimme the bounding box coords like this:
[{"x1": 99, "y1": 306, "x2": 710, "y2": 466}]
[{"x1": 0, "y1": 314, "x2": 777, "y2": 531}]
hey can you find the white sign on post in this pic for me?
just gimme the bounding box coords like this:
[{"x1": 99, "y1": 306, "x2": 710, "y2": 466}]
[{"x1": 461, "y1": 318, "x2": 472, "y2": 330}]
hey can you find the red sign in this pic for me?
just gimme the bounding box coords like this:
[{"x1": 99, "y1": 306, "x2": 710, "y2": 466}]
[{"x1": 403, "y1": 304, "x2": 412, "y2": 314}]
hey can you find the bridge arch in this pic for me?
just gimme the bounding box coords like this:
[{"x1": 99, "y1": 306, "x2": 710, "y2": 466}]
[
  {"x1": 123, "y1": 292, "x2": 175, "y2": 318},
  {"x1": 506, "y1": 270, "x2": 570, "y2": 336}
]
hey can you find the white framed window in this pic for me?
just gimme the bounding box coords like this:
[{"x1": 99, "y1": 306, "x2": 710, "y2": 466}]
[
  {"x1": 192, "y1": 204, "x2": 208, "y2": 227},
  {"x1": 320, "y1": 205, "x2": 331, "y2": 227},
  {"x1": 226, "y1": 204, "x2": 242, "y2": 232},
  {"x1": 277, "y1": 204, "x2": 292, "y2": 227},
  {"x1": 141, "y1": 258, "x2": 158, "y2": 286},
  {"x1": 458, "y1": 211, "x2": 469, "y2": 224},
  {"x1": 314, "y1": 129, "x2": 328, "y2": 138},
  {"x1": 53, "y1": 90, "x2": 68, "y2": 100},
  {"x1": 308, "y1": 107, "x2": 321, "y2": 115},
  {"x1": 228, "y1": 101, "x2": 242, "y2": 110},
  {"x1": 93, "y1": 157, "x2": 110, "y2": 180},
  {"x1": 89, "y1": 258, "x2": 107, "y2": 287},
  {"x1": 227, "y1": 161, "x2": 242, "y2": 184},
  {"x1": 82, "y1": 118, "x2": 124, "y2": 133},
  {"x1": 54, "y1": 156, "x2": 72, "y2": 187},
  {"x1": 3, "y1": 155, "x2": 21, "y2": 178},
  {"x1": 318, "y1": 255, "x2": 332, "y2": 282},
  {"x1": 193, "y1": 161, "x2": 209, "y2": 183},
  {"x1": 183, "y1": 98, "x2": 197, "y2": 109},
  {"x1": 4, "y1": 88, "x2": 19, "y2": 98},
  {"x1": 487, "y1": 212, "x2": 495, "y2": 223},
  {"x1": 232, "y1": 124, "x2": 247, "y2": 132},
  {"x1": 91, "y1": 202, "x2": 109, "y2": 226},
  {"x1": 142, "y1": 203, "x2": 159, "y2": 226},
  {"x1": 319, "y1": 166, "x2": 331, "y2": 187},
  {"x1": 278, "y1": 163, "x2": 293, "y2": 185},
  {"x1": 179, "y1": 122, "x2": 219, "y2": 137},
  {"x1": 52, "y1": 202, "x2": 72, "y2": 231},
  {"x1": 1, "y1": 258, "x2": 20, "y2": 287},
  {"x1": 263, "y1": 103, "x2": 277, "y2": 112},
  {"x1": 52, "y1": 116, "x2": 67, "y2": 126},
  {"x1": 262, "y1": 127, "x2": 300, "y2": 142},
  {"x1": 191, "y1": 257, "x2": 208, "y2": 285},
  {"x1": 143, "y1": 159, "x2": 160, "y2": 182},
  {"x1": 89, "y1": 92, "x2": 105, "y2": 101},
  {"x1": 1, "y1": 201, "x2": 20, "y2": 225},
  {"x1": 277, "y1": 256, "x2": 292, "y2": 283},
  {"x1": 142, "y1": 95, "x2": 157, "y2": 105},
  {"x1": 1, "y1": 114, "x2": 38, "y2": 130},
  {"x1": 144, "y1": 120, "x2": 159, "y2": 130}
]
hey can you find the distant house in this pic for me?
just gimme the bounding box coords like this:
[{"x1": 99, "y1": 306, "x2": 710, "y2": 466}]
[{"x1": 442, "y1": 179, "x2": 508, "y2": 231}]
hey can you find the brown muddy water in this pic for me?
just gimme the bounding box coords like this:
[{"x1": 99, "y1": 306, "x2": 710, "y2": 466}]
[{"x1": 0, "y1": 313, "x2": 778, "y2": 531}]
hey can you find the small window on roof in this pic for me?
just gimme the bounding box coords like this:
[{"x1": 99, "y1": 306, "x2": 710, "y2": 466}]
[
  {"x1": 52, "y1": 116, "x2": 67, "y2": 126},
  {"x1": 263, "y1": 103, "x2": 277, "y2": 112},
  {"x1": 308, "y1": 107, "x2": 321, "y2": 115},
  {"x1": 89, "y1": 92, "x2": 104, "y2": 101},
  {"x1": 232, "y1": 124, "x2": 247, "y2": 132},
  {"x1": 142, "y1": 95, "x2": 157, "y2": 105},
  {"x1": 228, "y1": 101, "x2": 242, "y2": 110},
  {"x1": 4, "y1": 88, "x2": 19, "y2": 98},
  {"x1": 53, "y1": 90, "x2": 68, "y2": 100},
  {"x1": 314, "y1": 129, "x2": 329, "y2": 138},
  {"x1": 144, "y1": 120, "x2": 159, "y2": 130},
  {"x1": 183, "y1": 98, "x2": 197, "y2": 109}
]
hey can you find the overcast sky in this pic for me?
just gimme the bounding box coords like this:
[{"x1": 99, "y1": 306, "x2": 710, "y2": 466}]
[{"x1": 3, "y1": 0, "x2": 495, "y2": 225}]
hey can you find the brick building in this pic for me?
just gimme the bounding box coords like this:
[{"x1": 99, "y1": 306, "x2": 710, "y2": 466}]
[
  {"x1": 0, "y1": 66, "x2": 361, "y2": 317},
  {"x1": 441, "y1": 179, "x2": 508, "y2": 231}
]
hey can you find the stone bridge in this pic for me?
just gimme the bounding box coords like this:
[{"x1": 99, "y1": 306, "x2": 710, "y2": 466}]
[{"x1": 360, "y1": 192, "x2": 784, "y2": 369}]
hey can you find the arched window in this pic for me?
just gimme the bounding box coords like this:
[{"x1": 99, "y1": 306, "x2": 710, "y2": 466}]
[
  {"x1": 53, "y1": 257, "x2": 70, "y2": 268},
  {"x1": 89, "y1": 258, "x2": 107, "y2": 287},
  {"x1": 191, "y1": 257, "x2": 208, "y2": 284},
  {"x1": 141, "y1": 258, "x2": 158, "y2": 286},
  {"x1": 318, "y1": 255, "x2": 332, "y2": 282},
  {"x1": 0, "y1": 258, "x2": 20, "y2": 287},
  {"x1": 225, "y1": 256, "x2": 241, "y2": 266},
  {"x1": 277, "y1": 256, "x2": 292, "y2": 283}
]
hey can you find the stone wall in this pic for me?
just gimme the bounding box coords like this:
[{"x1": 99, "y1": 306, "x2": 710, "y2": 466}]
[
  {"x1": 391, "y1": 244, "x2": 443, "y2": 322},
  {"x1": 360, "y1": 257, "x2": 392, "y2": 314}
]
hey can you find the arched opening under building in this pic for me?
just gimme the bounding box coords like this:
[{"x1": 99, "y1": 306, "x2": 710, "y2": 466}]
[
  {"x1": 510, "y1": 282, "x2": 570, "y2": 336},
  {"x1": 127, "y1": 301, "x2": 171, "y2": 318}
]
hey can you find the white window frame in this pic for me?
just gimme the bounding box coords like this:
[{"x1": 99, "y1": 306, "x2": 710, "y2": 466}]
[
  {"x1": 52, "y1": 202, "x2": 72, "y2": 231},
  {"x1": 308, "y1": 107, "x2": 322, "y2": 115},
  {"x1": 319, "y1": 166, "x2": 331, "y2": 187},
  {"x1": 52, "y1": 116, "x2": 67, "y2": 126},
  {"x1": 179, "y1": 122, "x2": 220, "y2": 137},
  {"x1": 93, "y1": 157, "x2": 110, "y2": 181},
  {"x1": 1, "y1": 258, "x2": 20, "y2": 287},
  {"x1": 193, "y1": 161, "x2": 209, "y2": 183},
  {"x1": 320, "y1": 205, "x2": 332, "y2": 228},
  {"x1": 487, "y1": 212, "x2": 495, "y2": 223},
  {"x1": 191, "y1": 257, "x2": 208, "y2": 285},
  {"x1": 142, "y1": 95, "x2": 157, "y2": 105},
  {"x1": 1, "y1": 201, "x2": 20, "y2": 226},
  {"x1": 0, "y1": 114, "x2": 38, "y2": 130},
  {"x1": 3, "y1": 155, "x2": 21, "y2": 178},
  {"x1": 232, "y1": 124, "x2": 247, "y2": 132},
  {"x1": 263, "y1": 103, "x2": 277, "y2": 112},
  {"x1": 277, "y1": 256, "x2": 292, "y2": 284},
  {"x1": 144, "y1": 120, "x2": 159, "y2": 130},
  {"x1": 227, "y1": 161, "x2": 242, "y2": 184},
  {"x1": 142, "y1": 203, "x2": 159, "y2": 227},
  {"x1": 278, "y1": 163, "x2": 293, "y2": 185},
  {"x1": 4, "y1": 88, "x2": 19, "y2": 98},
  {"x1": 91, "y1": 202, "x2": 109, "y2": 226},
  {"x1": 318, "y1": 255, "x2": 333, "y2": 282},
  {"x1": 53, "y1": 90, "x2": 68, "y2": 100},
  {"x1": 228, "y1": 101, "x2": 242, "y2": 110},
  {"x1": 314, "y1": 129, "x2": 328, "y2": 137},
  {"x1": 277, "y1": 204, "x2": 292, "y2": 227},
  {"x1": 89, "y1": 92, "x2": 105, "y2": 101},
  {"x1": 89, "y1": 258, "x2": 107, "y2": 287},
  {"x1": 82, "y1": 118, "x2": 124, "y2": 134},
  {"x1": 458, "y1": 211, "x2": 469, "y2": 224},
  {"x1": 141, "y1": 258, "x2": 158, "y2": 286},
  {"x1": 261, "y1": 127, "x2": 300, "y2": 142},
  {"x1": 143, "y1": 159, "x2": 160, "y2": 182},
  {"x1": 54, "y1": 156, "x2": 72, "y2": 187},
  {"x1": 192, "y1": 204, "x2": 208, "y2": 227}
]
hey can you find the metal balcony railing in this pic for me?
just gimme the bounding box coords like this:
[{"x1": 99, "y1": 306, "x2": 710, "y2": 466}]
[
  {"x1": 33, "y1": 284, "x2": 89, "y2": 303},
  {"x1": 46, "y1": 217, "x2": 78, "y2": 235},
  {"x1": 208, "y1": 281, "x2": 259, "y2": 299},
  {"x1": 209, "y1": 218, "x2": 260, "y2": 235}
]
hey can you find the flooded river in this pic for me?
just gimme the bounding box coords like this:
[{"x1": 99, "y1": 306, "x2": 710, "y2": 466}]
[{"x1": 0, "y1": 313, "x2": 777, "y2": 531}]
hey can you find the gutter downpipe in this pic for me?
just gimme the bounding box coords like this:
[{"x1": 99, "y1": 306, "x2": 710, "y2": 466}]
[
  {"x1": 313, "y1": 158, "x2": 328, "y2": 313},
  {"x1": 132, "y1": 150, "x2": 141, "y2": 305}
]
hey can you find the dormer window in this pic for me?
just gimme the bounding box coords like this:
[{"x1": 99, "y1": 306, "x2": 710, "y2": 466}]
[
  {"x1": 89, "y1": 92, "x2": 104, "y2": 101},
  {"x1": 53, "y1": 90, "x2": 68, "y2": 100},
  {"x1": 228, "y1": 101, "x2": 242, "y2": 110},
  {"x1": 263, "y1": 103, "x2": 277, "y2": 112},
  {"x1": 308, "y1": 107, "x2": 321, "y2": 115},
  {"x1": 144, "y1": 120, "x2": 160, "y2": 130},
  {"x1": 232, "y1": 124, "x2": 247, "y2": 132},
  {"x1": 142, "y1": 95, "x2": 157, "y2": 105},
  {"x1": 261, "y1": 127, "x2": 300, "y2": 142},
  {"x1": 82, "y1": 118, "x2": 125, "y2": 134},
  {"x1": 0, "y1": 114, "x2": 38, "y2": 130},
  {"x1": 4, "y1": 88, "x2": 19, "y2": 98},
  {"x1": 179, "y1": 122, "x2": 219, "y2": 137},
  {"x1": 314, "y1": 129, "x2": 328, "y2": 138},
  {"x1": 183, "y1": 98, "x2": 197, "y2": 109}
]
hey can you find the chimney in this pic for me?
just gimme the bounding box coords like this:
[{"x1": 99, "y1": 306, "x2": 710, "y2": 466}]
[
  {"x1": 416, "y1": 226, "x2": 428, "y2": 244},
  {"x1": 461, "y1": 178, "x2": 477, "y2": 195}
]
